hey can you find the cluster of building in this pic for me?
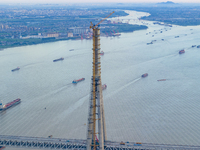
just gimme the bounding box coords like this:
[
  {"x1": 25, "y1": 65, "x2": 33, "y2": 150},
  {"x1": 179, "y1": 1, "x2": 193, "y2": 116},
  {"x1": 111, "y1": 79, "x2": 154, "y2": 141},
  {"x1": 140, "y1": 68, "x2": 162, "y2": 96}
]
[
  {"x1": 19, "y1": 27, "x2": 93, "y2": 39},
  {"x1": 0, "y1": 5, "x2": 127, "y2": 49}
]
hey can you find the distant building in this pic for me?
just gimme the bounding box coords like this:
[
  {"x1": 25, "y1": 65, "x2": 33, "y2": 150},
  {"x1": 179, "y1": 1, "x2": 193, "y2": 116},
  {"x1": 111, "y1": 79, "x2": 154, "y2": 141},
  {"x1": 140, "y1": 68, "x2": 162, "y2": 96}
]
[
  {"x1": 68, "y1": 27, "x2": 90, "y2": 35},
  {"x1": 47, "y1": 33, "x2": 59, "y2": 38},
  {"x1": 68, "y1": 33, "x2": 73, "y2": 37},
  {"x1": 0, "y1": 24, "x2": 9, "y2": 30},
  {"x1": 5, "y1": 25, "x2": 9, "y2": 29}
]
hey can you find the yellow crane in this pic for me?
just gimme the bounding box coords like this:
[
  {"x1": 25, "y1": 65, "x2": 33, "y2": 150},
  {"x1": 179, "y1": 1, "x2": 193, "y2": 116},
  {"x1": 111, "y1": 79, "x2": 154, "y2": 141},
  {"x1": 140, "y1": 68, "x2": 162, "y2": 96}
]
[
  {"x1": 87, "y1": 11, "x2": 114, "y2": 150},
  {"x1": 90, "y1": 11, "x2": 115, "y2": 29}
]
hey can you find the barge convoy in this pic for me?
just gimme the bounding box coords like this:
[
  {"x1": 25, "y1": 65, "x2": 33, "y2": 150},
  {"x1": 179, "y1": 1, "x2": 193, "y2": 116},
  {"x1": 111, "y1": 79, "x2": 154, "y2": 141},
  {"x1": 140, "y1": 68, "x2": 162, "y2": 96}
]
[
  {"x1": 53, "y1": 57, "x2": 64, "y2": 62},
  {"x1": 72, "y1": 78, "x2": 85, "y2": 84},
  {"x1": 0, "y1": 98, "x2": 21, "y2": 111}
]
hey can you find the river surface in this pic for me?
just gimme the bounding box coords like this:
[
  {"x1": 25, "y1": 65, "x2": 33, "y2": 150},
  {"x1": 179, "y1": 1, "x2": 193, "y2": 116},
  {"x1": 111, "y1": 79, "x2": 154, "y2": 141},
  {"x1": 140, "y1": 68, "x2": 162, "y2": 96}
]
[{"x1": 1, "y1": 10, "x2": 200, "y2": 150}]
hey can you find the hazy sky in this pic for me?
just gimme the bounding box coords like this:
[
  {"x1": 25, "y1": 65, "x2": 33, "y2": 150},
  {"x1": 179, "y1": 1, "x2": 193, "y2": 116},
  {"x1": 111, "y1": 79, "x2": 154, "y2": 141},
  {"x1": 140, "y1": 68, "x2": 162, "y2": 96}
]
[{"x1": 0, "y1": 0, "x2": 199, "y2": 3}]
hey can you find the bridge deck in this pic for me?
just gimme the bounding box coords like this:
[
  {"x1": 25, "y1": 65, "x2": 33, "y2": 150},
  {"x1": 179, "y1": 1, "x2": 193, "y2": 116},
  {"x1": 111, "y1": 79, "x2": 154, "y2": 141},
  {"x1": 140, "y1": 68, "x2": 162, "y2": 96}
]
[{"x1": 0, "y1": 135, "x2": 200, "y2": 150}]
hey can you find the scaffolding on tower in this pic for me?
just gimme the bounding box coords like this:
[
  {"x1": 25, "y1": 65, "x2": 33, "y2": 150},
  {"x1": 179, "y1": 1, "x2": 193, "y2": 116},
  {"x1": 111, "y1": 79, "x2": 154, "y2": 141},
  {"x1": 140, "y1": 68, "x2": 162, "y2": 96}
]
[{"x1": 86, "y1": 11, "x2": 114, "y2": 150}]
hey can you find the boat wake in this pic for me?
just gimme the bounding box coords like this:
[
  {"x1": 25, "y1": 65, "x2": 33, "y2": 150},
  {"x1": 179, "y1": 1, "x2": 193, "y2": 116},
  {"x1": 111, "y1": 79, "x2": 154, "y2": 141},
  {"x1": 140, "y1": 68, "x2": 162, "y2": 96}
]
[
  {"x1": 35, "y1": 83, "x2": 73, "y2": 102},
  {"x1": 54, "y1": 94, "x2": 89, "y2": 123},
  {"x1": 52, "y1": 83, "x2": 72, "y2": 94},
  {"x1": 105, "y1": 77, "x2": 141, "y2": 99}
]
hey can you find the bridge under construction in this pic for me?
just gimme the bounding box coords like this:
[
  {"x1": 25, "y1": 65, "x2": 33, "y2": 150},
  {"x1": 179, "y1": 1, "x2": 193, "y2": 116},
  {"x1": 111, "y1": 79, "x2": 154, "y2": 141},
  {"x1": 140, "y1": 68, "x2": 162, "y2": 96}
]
[
  {"x1": 1, "y1": 135, "x2": 200, "y2": 150},
  {"x1": 0, "y1": 12, "x2": 199, "y2": 150}
]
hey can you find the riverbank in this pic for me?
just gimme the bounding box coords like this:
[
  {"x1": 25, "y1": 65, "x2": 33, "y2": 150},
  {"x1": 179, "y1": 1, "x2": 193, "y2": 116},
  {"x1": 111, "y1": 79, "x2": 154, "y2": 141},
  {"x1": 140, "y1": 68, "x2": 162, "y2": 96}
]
[
  {"x1": 128, "y1": 5, "x2": 200, "y2": 26},
  {"x1": 0, "y1": 11, "x2": 148, "y2": 50},
  {"x1": 0, "y1": 37, "x2": 78, "y2": 50}
]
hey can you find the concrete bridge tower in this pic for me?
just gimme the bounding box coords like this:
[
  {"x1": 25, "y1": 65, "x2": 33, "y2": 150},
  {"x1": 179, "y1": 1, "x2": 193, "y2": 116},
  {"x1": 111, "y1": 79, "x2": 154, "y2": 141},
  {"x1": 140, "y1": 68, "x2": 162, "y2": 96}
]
[{"x1": 86, "y1": 11, "x2": 114, "y2": 150}]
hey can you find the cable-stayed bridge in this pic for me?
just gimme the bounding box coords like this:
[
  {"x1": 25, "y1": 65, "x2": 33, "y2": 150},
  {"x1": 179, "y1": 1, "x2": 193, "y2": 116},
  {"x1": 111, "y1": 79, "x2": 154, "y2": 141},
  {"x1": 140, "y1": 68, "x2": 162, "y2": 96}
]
[
  {"x1": 0, "y1": 12, "x2": 199, "y2": 150},
  {"x1": 1, "y1": 135, "x2": 200, "y2": 150}
]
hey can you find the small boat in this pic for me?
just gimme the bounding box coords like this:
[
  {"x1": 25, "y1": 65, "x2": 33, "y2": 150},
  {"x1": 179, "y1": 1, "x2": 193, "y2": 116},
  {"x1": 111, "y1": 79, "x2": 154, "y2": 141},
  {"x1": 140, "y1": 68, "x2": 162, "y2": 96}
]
[
  {"x1": 192, "y1": 45, "x2": 196, "y2": 48},
  {"x1": 102, "y1": 84, "x2": 107, "y2": 90},
  {"x1": 48, "y1": 135, "x2": 53, "y2": 138},
  {"x1": 53, "y1": 57, "x2": 64, "y2": 62},
  {"x1": 72, "y1": 78, "x2": 85, "y2": 84},
  {"x1": 179, "y1": 49, "x2": 185, "y2": 54},
  {"x1": 100, "y1": 51, "x2": 104, "y2": 55},
  {"x1": 69, "y1": 49, "x2": 74, "y2": 51},
  {"x1": 141, "y1": 73, "x2": 148, "y2": 78},
  {"x1": 197, "y1": 45, "x2": 200, "y2": 48},
  {"x1": 11, "y1": 67, "x2": 20, "y2": 72},
  {"x1": 157, "y1": 79, "x2": 166, "y2": 81}
]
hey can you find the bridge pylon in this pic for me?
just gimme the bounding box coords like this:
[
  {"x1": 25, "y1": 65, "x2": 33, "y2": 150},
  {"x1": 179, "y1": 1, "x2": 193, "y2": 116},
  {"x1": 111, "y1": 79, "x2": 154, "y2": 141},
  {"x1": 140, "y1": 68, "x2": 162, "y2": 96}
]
[
  {"x1": 87, "y1": 11, "x2": 114, "y2": 150},
  {"x1": 86, "y1": 25, "x2": 107, "y2": 150},
  {"x1": 86, "y1": 12, "x2": 114, "y2": 150}
]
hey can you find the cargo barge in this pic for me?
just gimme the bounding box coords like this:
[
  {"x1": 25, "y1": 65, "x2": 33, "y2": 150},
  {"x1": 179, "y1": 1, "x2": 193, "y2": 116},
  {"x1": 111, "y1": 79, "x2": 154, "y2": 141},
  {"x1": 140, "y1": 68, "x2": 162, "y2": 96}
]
[
  {"x1": 53, "y1": 57, "x2": 64, "y2": 62},
  {"x1": 0, "y1": 98, "x2": 21, "y2": 111},
  {"x1": 141, "y1": 73, "x2": 148, "y2": 78},
  {"x1": 179, "y1": 49, "x2": 185, "y2": 54},
  {"x1": 11, "y1": 67, "x2": 20, "y2": 72},
  {"x1": 72, "y1": 78, "x2": 85, "y2": 84}
]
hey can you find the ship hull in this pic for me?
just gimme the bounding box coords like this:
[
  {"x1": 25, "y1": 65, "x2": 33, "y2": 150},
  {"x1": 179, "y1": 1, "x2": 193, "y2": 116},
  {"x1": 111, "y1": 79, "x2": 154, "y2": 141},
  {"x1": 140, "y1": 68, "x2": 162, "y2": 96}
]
[
  {"x1": 11, "y1": 68, "x2": 20, "y2": 72},
  {"x1": 53, "y1": 58, "x2": 64, "y2": 62},
  {"x1": 141, "y1": 73, "x2": 148, "y2": 78},
  {"x1": 72, "y1": 78, "x2": 85, "y2": 84},
  {"x1": 179, "y1": 50, "x2": 185, "y2": 54},
  {"x1": 0, "y1": 99, "x2": 21, "y2": 111}
]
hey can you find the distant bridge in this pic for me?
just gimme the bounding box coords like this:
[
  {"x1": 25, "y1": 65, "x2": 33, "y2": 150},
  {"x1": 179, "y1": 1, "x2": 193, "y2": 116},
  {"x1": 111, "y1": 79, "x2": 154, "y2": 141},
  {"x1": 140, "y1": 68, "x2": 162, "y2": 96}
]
[{"x1": 1, "y1": 135, "x2": 200, "y2": 150}]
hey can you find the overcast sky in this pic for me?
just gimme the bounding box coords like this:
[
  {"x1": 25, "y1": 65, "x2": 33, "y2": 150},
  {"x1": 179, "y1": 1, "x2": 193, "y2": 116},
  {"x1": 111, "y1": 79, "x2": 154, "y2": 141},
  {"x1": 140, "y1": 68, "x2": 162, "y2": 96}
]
[{"x1": 0, "y1": 0, "x2": 199, "y2": 3}]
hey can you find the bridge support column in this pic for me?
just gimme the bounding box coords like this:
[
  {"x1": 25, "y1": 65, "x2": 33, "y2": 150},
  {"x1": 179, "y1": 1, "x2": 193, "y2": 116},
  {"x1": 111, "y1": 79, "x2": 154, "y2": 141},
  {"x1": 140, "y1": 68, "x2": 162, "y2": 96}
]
[{"x1": 86, "y1": 26, "x2": 107, "y2": 150}]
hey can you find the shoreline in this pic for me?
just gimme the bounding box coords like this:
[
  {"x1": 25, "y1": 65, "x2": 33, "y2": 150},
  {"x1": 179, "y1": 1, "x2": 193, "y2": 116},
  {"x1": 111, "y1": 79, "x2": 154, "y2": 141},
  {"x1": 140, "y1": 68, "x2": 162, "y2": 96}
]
[
  {"x1": 0, "y1": 10, "x2": 149, "y2": 50},
  {"x1": 0, "y1": 37, "x2": 81, "y2": 50}
]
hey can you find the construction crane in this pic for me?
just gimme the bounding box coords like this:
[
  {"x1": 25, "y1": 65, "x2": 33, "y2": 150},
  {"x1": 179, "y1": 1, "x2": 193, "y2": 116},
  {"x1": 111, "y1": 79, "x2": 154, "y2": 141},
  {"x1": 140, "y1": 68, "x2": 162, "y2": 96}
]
[
  {"x1": 87, "y1": 11, "x2": 114, "y2": 150},
  {"x1": 90, "y1": 11, "x2": 115, "y2": 29}
]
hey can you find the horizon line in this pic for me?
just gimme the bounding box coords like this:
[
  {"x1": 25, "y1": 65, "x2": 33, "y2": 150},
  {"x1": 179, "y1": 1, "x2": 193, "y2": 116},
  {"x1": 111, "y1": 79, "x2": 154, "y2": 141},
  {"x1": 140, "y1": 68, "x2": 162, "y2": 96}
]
[{"x1": 1, "y1": 2, "x2": 200, "y2": 4}]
